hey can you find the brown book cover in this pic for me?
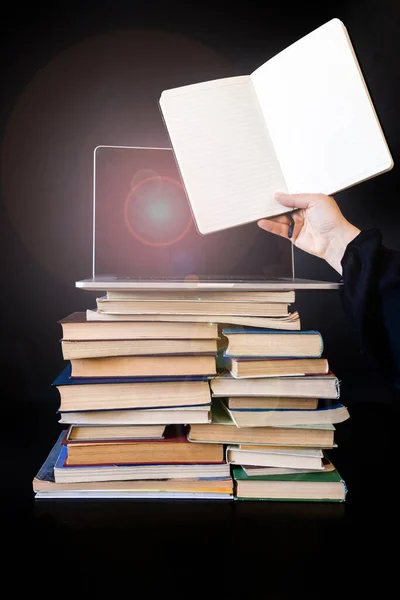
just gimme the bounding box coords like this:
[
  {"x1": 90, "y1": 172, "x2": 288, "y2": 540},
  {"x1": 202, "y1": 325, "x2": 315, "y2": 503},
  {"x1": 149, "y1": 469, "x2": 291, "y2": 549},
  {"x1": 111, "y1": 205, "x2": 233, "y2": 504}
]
[{"x1": 63, "y1": 425, "x2": 224, "y2": 466}]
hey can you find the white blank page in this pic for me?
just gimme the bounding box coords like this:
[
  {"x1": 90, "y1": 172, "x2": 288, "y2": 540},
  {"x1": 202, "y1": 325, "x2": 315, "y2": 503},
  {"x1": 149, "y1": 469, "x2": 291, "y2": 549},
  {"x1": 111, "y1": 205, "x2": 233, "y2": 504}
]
[
  {"x1": 160, "y1": 77, "x2": 288, "y2": 234},
  {"x1": 251, "y1": 18, "x2": 393, "y2": 194}
]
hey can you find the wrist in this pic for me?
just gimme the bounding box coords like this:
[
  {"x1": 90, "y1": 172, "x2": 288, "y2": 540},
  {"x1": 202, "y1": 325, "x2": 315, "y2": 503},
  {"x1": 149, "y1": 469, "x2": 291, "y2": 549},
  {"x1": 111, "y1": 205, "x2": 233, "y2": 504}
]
[{"x1": 323, "y1": 223, "x2": 361, "y2": 274}]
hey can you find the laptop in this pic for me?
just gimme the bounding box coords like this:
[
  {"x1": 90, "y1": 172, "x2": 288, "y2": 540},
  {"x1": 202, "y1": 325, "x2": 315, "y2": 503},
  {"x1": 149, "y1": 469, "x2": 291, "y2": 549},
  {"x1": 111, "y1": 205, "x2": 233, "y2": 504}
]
[{"x1": 75, "y1": 146, "x2": 341, "y2": 291}]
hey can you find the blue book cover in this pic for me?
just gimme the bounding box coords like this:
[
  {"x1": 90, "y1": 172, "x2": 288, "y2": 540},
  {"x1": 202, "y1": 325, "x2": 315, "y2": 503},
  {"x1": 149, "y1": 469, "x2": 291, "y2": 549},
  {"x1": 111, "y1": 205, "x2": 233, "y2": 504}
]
[
  {"x1": 34, "y1": 431, "x2": 66, "y2": 483},
  {"x1": 53, "y1": 364, "x2": 209, "y2": 386}
]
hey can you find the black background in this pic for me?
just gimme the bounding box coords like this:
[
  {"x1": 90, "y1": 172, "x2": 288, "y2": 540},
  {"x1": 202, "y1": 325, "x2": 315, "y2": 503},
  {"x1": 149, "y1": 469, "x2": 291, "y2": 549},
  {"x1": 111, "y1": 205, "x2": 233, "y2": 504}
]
[{"x1": 1, "y1": 1, "x2": 399, "y2": 594}]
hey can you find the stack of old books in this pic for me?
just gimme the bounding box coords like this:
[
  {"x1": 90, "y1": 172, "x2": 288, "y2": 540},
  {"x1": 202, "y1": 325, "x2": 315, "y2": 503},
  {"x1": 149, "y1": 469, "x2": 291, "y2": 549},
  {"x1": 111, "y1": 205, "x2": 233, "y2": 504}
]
[
  {"x1": 189, "y1": 325, "x2": 349, "y2": 502},
  {"x1": 33, "y1": 288, "x2": 301, "y2": 499}
]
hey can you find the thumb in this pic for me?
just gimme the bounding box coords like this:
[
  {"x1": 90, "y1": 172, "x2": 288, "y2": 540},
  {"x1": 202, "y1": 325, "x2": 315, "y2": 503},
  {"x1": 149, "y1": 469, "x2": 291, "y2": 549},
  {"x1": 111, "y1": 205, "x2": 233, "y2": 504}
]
[{"x1": 275, "y1": 192, "x2": 313, "y2": 210}]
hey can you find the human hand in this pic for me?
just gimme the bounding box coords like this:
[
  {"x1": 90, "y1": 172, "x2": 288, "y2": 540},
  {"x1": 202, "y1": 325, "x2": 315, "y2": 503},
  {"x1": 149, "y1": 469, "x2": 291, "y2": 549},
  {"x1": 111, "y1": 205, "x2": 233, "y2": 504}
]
[{"x1": 258, "y1": 192, "x2": 361, "y2": 275}]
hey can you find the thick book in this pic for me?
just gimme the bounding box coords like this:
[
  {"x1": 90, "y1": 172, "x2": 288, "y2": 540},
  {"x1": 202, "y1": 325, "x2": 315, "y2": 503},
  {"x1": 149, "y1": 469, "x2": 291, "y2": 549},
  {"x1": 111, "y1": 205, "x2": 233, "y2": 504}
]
[
  {"x1": 187, "y1": 400, "x2": 336, "y2": 448},
  {"x1": 59, "y1": 311, "x2": 219, "y2": 340},
  {"x1": 69, "y1": 354, "x2": 217, "y2": 378},
  {"x1": 227, "y1": 446, "x2": 324, "y2": 470},
  {"x1": 159, "y1": 18, "x2": 393, "y2": 234},
  {"x1": 227, "y1": 397, "x2": 318, "y2": 410},
  {"x1": 226, "y1": 357, "x2": 328, "y2": 378},
  {"x1": 53, "y1": 364, "x2": 211, "y2": 412},
  {"x1": 232, "y1": 465, "x2": 347, "y2": 502},
  {"x1": 63, "y1": 424, "x2": 225, "y2": 466},
  {"x1": 222, "y1": 328, "x2": 323, "y2": 358},
  {"x1": 210, "y1": 372, "x2": 340, "y2": 399},
  {"x1": 61, "y1": 338, "x2": 218, "y2": 360},
  {"x1": 105, "y1": 290, "x2": 296, "y2": 303},
  {"x1": 86, "y1": 309, "x2": 301, "y2": 331},
  {"x1": 224, "y1": 399, "x2": 350, "y2": 427},
  {"x1": 96, "y1": 296, "x2": 290, "y2": 317}
]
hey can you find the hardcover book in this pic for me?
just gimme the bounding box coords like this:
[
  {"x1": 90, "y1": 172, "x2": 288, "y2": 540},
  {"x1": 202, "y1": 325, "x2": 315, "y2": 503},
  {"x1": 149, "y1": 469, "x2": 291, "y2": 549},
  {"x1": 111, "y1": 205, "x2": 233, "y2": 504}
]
[
  {"x1": 53, "y1": 364, "x2": 211, "y2": 412},
  {"x1": 232, "y1": 465, "x2": 347, "y2": 501},
  {"x1": 210, "y1": 372, "x2": 340, "y2": 399},
  {"x1": 221, "y1": 328, "x2": 324, "y2": 358},
  {"x1": 63, "y1": 424, "x2": 225, "y2": 465},
  {"x1": 187, "y1": 400, "x2": 336, "y2": 448},
  {"x1": 224, "y1": 399, "x2": 350, "y2": 427}
]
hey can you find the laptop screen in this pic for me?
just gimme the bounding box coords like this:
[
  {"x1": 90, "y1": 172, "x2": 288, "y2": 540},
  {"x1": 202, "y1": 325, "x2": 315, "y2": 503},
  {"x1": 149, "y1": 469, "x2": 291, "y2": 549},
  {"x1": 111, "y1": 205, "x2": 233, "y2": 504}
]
[{"x1": 93, "y1": 146, "x2": 293, "y2": 280}]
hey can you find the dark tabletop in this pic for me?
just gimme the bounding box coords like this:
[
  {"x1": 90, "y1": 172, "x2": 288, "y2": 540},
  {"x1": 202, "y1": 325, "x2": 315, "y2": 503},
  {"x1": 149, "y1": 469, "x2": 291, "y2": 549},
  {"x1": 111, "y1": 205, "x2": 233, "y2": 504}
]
[{"x1": 1, "y1": 402, "x2": 398, "y2": 598}]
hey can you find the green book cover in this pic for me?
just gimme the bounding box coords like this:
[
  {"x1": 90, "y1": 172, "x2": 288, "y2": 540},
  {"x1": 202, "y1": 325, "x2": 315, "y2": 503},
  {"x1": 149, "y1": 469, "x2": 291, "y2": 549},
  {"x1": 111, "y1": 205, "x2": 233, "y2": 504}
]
[
  {"x1": 232, "y1": 465, "x2": 347, "y2": 502},
  {"x1": 232, "y1": 464, "x2": 344, "y2": 483}
]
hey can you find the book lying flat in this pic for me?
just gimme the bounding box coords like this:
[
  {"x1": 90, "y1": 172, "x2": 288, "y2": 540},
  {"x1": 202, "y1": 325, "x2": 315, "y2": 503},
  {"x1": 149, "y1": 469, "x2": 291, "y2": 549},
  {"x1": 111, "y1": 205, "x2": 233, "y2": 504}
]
[
  {"x1": 210, "y1": 373, "x2": 340, "y2": 399},
  {"x1": 58, "y1": 406, "x2": 211, "y2": 426},
  {"x1": 53, "y1": 444, "x2": 231, "y2": 483},
  {"x1": 86, "y1": 309, "x2": 301, "y2": 331},
  {"x1": 96, "y1": 296, "x2": 290, "y2": 317},
  {"x1": 105, "y1": 290, "x2": 296, "y2": 303},
  {"x1": 66, "y1": 424, "x2": 167, "y2": 441},
  {"x1": 227, "y1": 397, "x2": 318, "y2": 410},
  {"x1": 64, "y1": 425, "x2": 225, "y2": 466},
  {"x1": 61, "y1": 338, "x2": 218, "y2": 360},
  {"x1": 232, "y1": 465, "x2": 347, "y2": 502},
  {"x1": 242, "y1": 457, "x2": 335, "y2": 477},
  {"x1": 226, "y1": 357, "x2": 329, "y2": 378},
  {"x1": 53, "y1": 364, "x2": 211, "y2": 412},
  {"x1": 159, "y1": 18, "x2": 393, "y2": 234},
  {"x1": 241, "y1": 466, "x2": 329, "y2": 477},
  {"x1": 35, "y1": 491, "x2": 232, "y2": 499},
  {"x1": 60, "y1": 311, "x2": 219, "y2": 340},
  {"x1": 227, "y1": 445, "x2": 324, "y2": 470},
  {"x1": 222, "y1": 328, "x2": 323, "y2": 358},
  {"x1": 187, "y1": 401, "x2": 335, "y2": 448},
  {"x1": 69, "y1": 354, "x2": 217, "y2": 378},
  {"x1": 224, "y1": 400, "x2": 350, "y2": 427}
]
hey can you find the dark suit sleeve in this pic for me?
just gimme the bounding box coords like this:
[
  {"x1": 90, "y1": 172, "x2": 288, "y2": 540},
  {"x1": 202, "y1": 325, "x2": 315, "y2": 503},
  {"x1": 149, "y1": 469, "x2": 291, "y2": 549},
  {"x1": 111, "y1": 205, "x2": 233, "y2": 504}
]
[{"x1": 340, "y1": 229, "x2": 400, "y2": 390}]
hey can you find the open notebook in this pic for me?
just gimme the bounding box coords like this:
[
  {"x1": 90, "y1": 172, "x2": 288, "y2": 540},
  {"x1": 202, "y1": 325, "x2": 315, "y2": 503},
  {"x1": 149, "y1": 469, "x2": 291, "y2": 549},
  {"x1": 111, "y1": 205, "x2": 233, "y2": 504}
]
[{"x1": 159, "y1": 18, "x2": 393, "y2": 234}]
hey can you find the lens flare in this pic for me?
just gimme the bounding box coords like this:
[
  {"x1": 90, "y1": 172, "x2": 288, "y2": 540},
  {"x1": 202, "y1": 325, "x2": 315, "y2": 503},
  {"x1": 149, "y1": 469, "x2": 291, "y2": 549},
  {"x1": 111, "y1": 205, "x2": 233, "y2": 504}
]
[{"x1": 124, "y1": 176, "x2": 193, "y2": 247}]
